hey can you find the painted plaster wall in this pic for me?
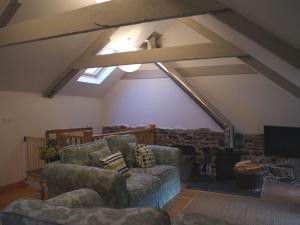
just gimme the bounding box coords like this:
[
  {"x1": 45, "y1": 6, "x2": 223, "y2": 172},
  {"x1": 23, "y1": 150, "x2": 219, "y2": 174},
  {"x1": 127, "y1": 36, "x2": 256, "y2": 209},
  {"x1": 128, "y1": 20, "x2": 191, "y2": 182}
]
[{"x1": 0, "y1": 91, "x2": 102, "y2": 186}]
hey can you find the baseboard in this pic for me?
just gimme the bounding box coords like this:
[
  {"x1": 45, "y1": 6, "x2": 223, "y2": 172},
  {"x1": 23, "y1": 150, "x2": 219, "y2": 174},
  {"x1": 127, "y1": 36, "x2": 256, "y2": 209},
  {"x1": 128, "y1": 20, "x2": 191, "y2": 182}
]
[{"x1": 0, "y1": 181, "x2": 26, "y2": 193}]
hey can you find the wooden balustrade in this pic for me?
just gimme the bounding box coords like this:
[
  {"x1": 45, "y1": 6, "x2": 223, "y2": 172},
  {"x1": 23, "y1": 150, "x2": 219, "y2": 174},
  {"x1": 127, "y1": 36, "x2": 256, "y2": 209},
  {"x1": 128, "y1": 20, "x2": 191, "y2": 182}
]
[
  {"x1": 92, "y1": 124, "x2": 156, "y2": 145},
  {"x1": 24, "y1": 124, "x2": 156, "y2": 172},
  {"x1": 45, "y1": 127, "x2": 93, "y2": 147}
]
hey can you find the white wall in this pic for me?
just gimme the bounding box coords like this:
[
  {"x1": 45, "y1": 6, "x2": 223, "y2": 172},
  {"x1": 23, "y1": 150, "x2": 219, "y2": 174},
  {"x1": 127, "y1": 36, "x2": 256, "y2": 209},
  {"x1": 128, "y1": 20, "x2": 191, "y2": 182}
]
[
  {"x1": 187, "y1": 75, "x2": 300, "y2": 133},
  {"x1": 102, "y1": 77, "x2": 222, "y2": 131},
  {"x1": 0, "y1": 91, "x2": 102, "y2": 186},
  {"x1": 102, "y1": 72, "x2": 300, "y2": 134}
]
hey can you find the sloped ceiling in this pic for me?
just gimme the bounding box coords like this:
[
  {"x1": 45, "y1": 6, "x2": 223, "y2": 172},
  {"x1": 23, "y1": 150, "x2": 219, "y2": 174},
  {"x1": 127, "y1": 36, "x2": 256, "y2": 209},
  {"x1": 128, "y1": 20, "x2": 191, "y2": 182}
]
[
  {"x1": 0, "y1": 0, "x2": 300, "y2": 132},
  {"x1": 218, "y1": 0, "x2": 300, "y2": 51}
]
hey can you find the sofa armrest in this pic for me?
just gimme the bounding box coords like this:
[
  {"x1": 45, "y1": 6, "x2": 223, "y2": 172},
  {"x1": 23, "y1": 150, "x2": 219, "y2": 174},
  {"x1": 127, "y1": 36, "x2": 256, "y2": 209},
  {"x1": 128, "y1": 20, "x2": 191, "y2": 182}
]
[
  {"x1": 43, "y1": 162, "x2": 128, "y2": 208},
  {"x1": 46, "y1": 188, "x2": 104, "y2": 208},
  {"x1": 147, "y1": 145, "x2": 181, "y2": 167}
]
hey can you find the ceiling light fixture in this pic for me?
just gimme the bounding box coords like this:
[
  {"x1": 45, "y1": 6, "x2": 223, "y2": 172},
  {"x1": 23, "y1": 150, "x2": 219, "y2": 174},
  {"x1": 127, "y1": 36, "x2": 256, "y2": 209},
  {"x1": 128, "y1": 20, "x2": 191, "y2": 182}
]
[
  {"x1": 118, "y1": 38, "x2": 141, "y2": 73},
  {"x1": 96, "y1": 0, "x2": 110, "y2": 3}
]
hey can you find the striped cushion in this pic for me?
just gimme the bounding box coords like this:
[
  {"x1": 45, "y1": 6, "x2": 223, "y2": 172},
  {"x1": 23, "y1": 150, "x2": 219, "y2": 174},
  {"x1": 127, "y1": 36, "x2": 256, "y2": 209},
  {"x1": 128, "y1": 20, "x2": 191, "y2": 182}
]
[{"x1": 101, "y1": 152, "x2": 129, "y2": 174}]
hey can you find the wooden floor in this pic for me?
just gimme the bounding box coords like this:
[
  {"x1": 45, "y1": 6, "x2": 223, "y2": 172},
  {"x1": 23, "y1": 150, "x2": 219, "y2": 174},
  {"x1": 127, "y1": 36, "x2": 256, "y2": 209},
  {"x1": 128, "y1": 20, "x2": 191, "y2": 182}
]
[
  {"x1": 0, "y1": 183, "x2": 38, "y2": 210},
  {"x1": 1, "y1": 182, "x2": 299, "y2": 225}
]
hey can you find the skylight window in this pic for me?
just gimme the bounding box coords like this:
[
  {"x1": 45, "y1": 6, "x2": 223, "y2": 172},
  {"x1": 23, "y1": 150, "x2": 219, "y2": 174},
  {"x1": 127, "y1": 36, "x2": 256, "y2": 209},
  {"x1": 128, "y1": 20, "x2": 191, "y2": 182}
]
[{"x1": 77, "y1": 48, "x2": 116, "y2": 85}]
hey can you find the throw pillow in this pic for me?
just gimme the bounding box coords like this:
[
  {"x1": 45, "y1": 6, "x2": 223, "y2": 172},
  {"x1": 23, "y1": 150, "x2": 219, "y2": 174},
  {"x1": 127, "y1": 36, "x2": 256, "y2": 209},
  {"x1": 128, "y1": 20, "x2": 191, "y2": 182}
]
[
  {"x1": 135, "y1": 145, "x2": 156, "y2": 168},
  {"x1": 101, "y1": 152, "x2": 129, "y2": 175},
  {"x1": 105, "y1": 135, "x2": 137, "y2": 168},
  {"x1": 88, "y1": 145, "x2": 111, "y2": 168}
]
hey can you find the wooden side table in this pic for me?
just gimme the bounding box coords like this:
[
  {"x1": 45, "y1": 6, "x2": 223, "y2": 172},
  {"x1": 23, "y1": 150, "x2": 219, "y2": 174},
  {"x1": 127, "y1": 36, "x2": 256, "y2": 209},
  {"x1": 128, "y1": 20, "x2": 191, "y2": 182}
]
[{"x1": 25, "y1": 169, "x2": 48, "y2": 200}]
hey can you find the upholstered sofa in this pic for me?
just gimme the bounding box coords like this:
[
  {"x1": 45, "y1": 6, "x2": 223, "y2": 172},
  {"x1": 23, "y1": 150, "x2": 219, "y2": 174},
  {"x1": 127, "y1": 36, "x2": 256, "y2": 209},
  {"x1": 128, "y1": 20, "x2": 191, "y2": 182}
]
[
  {"x1": 0, "y1": 189, "x2": 171, "y2": 225},
  {"x1": 43, "y1": 135, "x2": 181, "y2": 208}
]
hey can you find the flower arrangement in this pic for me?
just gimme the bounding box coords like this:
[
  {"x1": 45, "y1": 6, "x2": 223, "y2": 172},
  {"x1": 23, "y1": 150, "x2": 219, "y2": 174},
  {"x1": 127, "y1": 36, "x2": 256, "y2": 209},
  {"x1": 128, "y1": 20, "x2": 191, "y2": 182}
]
[{"x1": 39, "y1": 139, "x2": 60, "y2": 163}]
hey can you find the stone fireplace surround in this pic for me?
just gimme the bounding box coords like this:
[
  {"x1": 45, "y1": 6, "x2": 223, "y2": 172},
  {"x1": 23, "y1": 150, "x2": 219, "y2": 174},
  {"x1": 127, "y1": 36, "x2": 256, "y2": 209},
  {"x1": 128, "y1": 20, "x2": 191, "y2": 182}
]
[{"x1": 103, "y1": 125, "x2": 300, "y2": 186}]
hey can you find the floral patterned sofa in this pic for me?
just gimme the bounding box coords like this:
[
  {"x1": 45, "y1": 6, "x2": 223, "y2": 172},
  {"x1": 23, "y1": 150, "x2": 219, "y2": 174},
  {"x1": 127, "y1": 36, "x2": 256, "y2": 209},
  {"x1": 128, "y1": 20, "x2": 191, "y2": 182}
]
[
  {"x1": 43, "y1": 135, "x2": 181, "y2": 208},
  {"x1": 0, "y1": 189, "x2": 171, "y2": 225}
]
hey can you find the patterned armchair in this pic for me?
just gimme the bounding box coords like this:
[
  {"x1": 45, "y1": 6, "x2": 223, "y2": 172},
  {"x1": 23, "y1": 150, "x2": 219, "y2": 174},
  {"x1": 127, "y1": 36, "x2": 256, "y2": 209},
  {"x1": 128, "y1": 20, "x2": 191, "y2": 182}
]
[
  {"x1": 0, "y1": 189, "x2": 171, "y2": 225},
  {"x1": 43, "y1": 135, "x2": 181, "y2": 208}
]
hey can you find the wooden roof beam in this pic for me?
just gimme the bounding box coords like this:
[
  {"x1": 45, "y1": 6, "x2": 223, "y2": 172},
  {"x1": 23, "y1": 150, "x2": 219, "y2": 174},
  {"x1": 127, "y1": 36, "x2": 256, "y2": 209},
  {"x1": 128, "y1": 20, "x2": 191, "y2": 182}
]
[
  {"x1": 43, "y1": 29, "x2": 116, "y2": 98},
  {"x1": 211, "y1": 9, "x2": 300, "y2": 72},
  {"x1": 0, "y1": 0, "x2": 226, "y2": 48},
  {"x1": 0, "y1": 0, "x2": 21, "y2": 28},
  {"x1": 180, "y1": 17, "x2": 300, "y2": 101},
  {"x1": 71, "y1": 42, "x2": 246, "y2": 69}
]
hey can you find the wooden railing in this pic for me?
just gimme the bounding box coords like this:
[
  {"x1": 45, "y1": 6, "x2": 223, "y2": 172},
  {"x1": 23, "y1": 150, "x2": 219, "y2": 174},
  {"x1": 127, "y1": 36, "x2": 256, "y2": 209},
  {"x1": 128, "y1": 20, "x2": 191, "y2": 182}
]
[
  {"x1": 45, "y1": 127, "x2": 93, "y2": 147},
  {"x1": 24, "y1": 124, "x2": 157, "y2": 172},
  {"x1": 92, "y1": 124, "x2": 156, "y2": 145}
]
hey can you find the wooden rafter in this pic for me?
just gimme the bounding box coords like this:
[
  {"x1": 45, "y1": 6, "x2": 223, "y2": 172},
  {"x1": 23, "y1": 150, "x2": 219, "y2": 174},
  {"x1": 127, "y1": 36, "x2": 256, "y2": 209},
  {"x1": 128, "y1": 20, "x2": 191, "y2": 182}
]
[
  {"x1": 0, "y1": 0, "x2": 226, "y2": 48},
  {"x1": 71, "y1": 43, "x2": 246, "y2": 69},
  {"x1": 0, "y1": 0, "x2": 21, "y2": 28},
  {"x1": 43, "y1": 29, "x2": 116, "y2": 98},
  {"x1": 180, "y1": 17, "x2": 300, "y2": 100},
  {"x1": 212, "y1": 9, "x2": 300, "y2": 72}
]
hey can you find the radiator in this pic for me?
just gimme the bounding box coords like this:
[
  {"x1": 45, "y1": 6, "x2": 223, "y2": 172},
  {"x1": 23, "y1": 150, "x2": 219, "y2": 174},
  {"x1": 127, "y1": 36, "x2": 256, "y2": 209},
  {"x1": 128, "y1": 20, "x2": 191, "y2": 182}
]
[{"x1": 25, "y1": 137, "x2": 47, "y2": 172}]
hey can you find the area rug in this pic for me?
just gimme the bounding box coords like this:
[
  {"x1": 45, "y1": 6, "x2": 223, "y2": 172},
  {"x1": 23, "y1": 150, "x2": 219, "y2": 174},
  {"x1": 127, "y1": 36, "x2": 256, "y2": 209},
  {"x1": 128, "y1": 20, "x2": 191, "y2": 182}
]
[
  {"x1": 187, "y1": 176, "x2": 262, "y2": 197},
  {"x1": 182, "y1": 191, "x2": 300, "y2": 225}
]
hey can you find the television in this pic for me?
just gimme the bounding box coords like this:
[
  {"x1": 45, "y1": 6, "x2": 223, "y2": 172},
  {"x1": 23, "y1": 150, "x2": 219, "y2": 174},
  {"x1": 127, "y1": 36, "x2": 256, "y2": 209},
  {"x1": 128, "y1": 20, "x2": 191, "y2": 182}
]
[{"x1": 264, "y1": 126, "x2": 300, "y2": 158}]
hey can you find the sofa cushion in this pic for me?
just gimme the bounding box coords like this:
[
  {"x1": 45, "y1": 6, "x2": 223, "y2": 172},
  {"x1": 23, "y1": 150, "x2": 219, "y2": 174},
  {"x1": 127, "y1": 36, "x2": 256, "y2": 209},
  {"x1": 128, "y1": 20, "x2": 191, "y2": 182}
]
[
  {"x1": 102, "y1": 152, "x2": 129, "y2": 175},
  {"x1": 135, "y1": 145, "x2": 156, "y2": 168},
  {"x1": 105, "y1": 135, "x2": 137, "y2": 168},
  {"x1": 130, "y1": 165, "x2": 176, "y2": 180},
  {"x1": 60, "y1": 139, "x2": 108, "y2": 166},
  {"x1": 88, "y1": 145, "x2": 111, "y2": 167},
  {"x1": 126, "y1": 173, "x2": 160, "y2": 204}
]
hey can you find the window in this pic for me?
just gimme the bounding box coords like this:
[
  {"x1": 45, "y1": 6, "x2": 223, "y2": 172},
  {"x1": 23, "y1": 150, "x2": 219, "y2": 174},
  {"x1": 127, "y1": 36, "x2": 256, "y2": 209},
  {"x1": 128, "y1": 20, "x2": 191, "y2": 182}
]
[{"x1": 77, "y1": 48, "x2": 116, "y2": 85}]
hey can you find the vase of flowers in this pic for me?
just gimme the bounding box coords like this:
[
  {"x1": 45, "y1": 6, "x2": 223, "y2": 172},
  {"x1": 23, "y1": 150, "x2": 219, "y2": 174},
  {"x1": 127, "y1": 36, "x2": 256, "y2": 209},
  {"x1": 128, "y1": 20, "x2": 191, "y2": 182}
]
[{"x1": 39, "y1": 139, "x2": 60, "y2": 163}]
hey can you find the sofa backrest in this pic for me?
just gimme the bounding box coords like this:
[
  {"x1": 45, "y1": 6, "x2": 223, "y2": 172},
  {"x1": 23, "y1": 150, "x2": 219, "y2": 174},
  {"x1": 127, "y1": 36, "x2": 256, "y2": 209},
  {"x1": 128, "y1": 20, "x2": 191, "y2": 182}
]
[
  {"x1": 104, "y1": 134, "x2": 137, "y2": 168},
  {"x1": 59, "y1": 139, "x2": 109, "y2": 166}
]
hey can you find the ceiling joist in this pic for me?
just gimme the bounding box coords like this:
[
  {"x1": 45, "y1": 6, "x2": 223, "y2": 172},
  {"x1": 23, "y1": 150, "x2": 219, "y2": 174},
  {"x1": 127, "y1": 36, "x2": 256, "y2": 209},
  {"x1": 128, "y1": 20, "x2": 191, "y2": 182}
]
[
  {"x1": 181, "y1": 17, "x2": 300, "y2": 101},
  {"x1": 239, "y1": 56, "x2": 300, "y2": 100},
  {"x1": 0, "y1": 0, "x2": 21, "y2": 28},
  {"x1": 122, "y1": 64, "x2": 257, "y2": 79},
  {"x1": 212, "y1": 10, "x2": 300, "y2": 72},
  {"x1": 71, "y1": 43, "x2": 246, "y2": 69},
  {"x1": 0, "y1": 0, "x2": 226, "y2": 48}
]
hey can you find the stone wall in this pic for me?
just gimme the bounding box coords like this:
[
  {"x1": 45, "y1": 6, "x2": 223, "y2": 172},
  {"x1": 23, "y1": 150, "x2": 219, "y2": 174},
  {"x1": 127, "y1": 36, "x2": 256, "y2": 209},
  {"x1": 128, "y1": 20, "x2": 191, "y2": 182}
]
[
  {"x1": 102, "y1": 125, "x2": 263, "y2": 163},
  {"x1": 102, "y1": 125, "x2": 300, "y2": 185}
]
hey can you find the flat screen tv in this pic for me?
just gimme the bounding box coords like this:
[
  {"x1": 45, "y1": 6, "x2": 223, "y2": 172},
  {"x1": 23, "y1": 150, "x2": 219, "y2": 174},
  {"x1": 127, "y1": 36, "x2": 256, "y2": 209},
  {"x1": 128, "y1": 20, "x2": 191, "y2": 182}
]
[{"x1": 264, "y1": 126, "x2": 300, "y2": 158}]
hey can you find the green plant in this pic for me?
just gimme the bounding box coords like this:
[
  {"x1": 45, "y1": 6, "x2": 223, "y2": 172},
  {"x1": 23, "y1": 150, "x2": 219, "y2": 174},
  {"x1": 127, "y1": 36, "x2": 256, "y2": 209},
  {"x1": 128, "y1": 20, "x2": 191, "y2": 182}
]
[{"x1": 39, "y1": 139, "x2": 59, "y2": 163}]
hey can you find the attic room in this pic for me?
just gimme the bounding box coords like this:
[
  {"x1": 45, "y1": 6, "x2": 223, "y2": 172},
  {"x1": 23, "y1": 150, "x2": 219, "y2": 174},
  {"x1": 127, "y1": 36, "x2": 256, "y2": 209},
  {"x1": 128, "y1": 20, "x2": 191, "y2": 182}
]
[{"x1": 0, "y1": 0, "x2": 300, "y2": 224}]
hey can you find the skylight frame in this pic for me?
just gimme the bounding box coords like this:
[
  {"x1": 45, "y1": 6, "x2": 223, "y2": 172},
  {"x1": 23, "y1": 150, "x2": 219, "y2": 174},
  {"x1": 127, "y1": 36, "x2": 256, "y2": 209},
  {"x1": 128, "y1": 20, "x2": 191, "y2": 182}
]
[{"x1": 77, "y1": 47, "x2": 117, "y2": 85}]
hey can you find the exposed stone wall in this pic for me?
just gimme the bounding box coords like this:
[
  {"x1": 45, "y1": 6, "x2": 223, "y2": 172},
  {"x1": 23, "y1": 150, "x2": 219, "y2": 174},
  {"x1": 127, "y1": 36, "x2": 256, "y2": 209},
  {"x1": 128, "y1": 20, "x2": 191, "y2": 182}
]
[
  {"x1": 102, "y1": 125, "x2": 300, "y2": 185},
  {"x1": 102, "y1": 125, "x2": 264, "y2": 162},
  {"x1": 234, "y1": 133, "x2": 264, "y2": 157}
]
